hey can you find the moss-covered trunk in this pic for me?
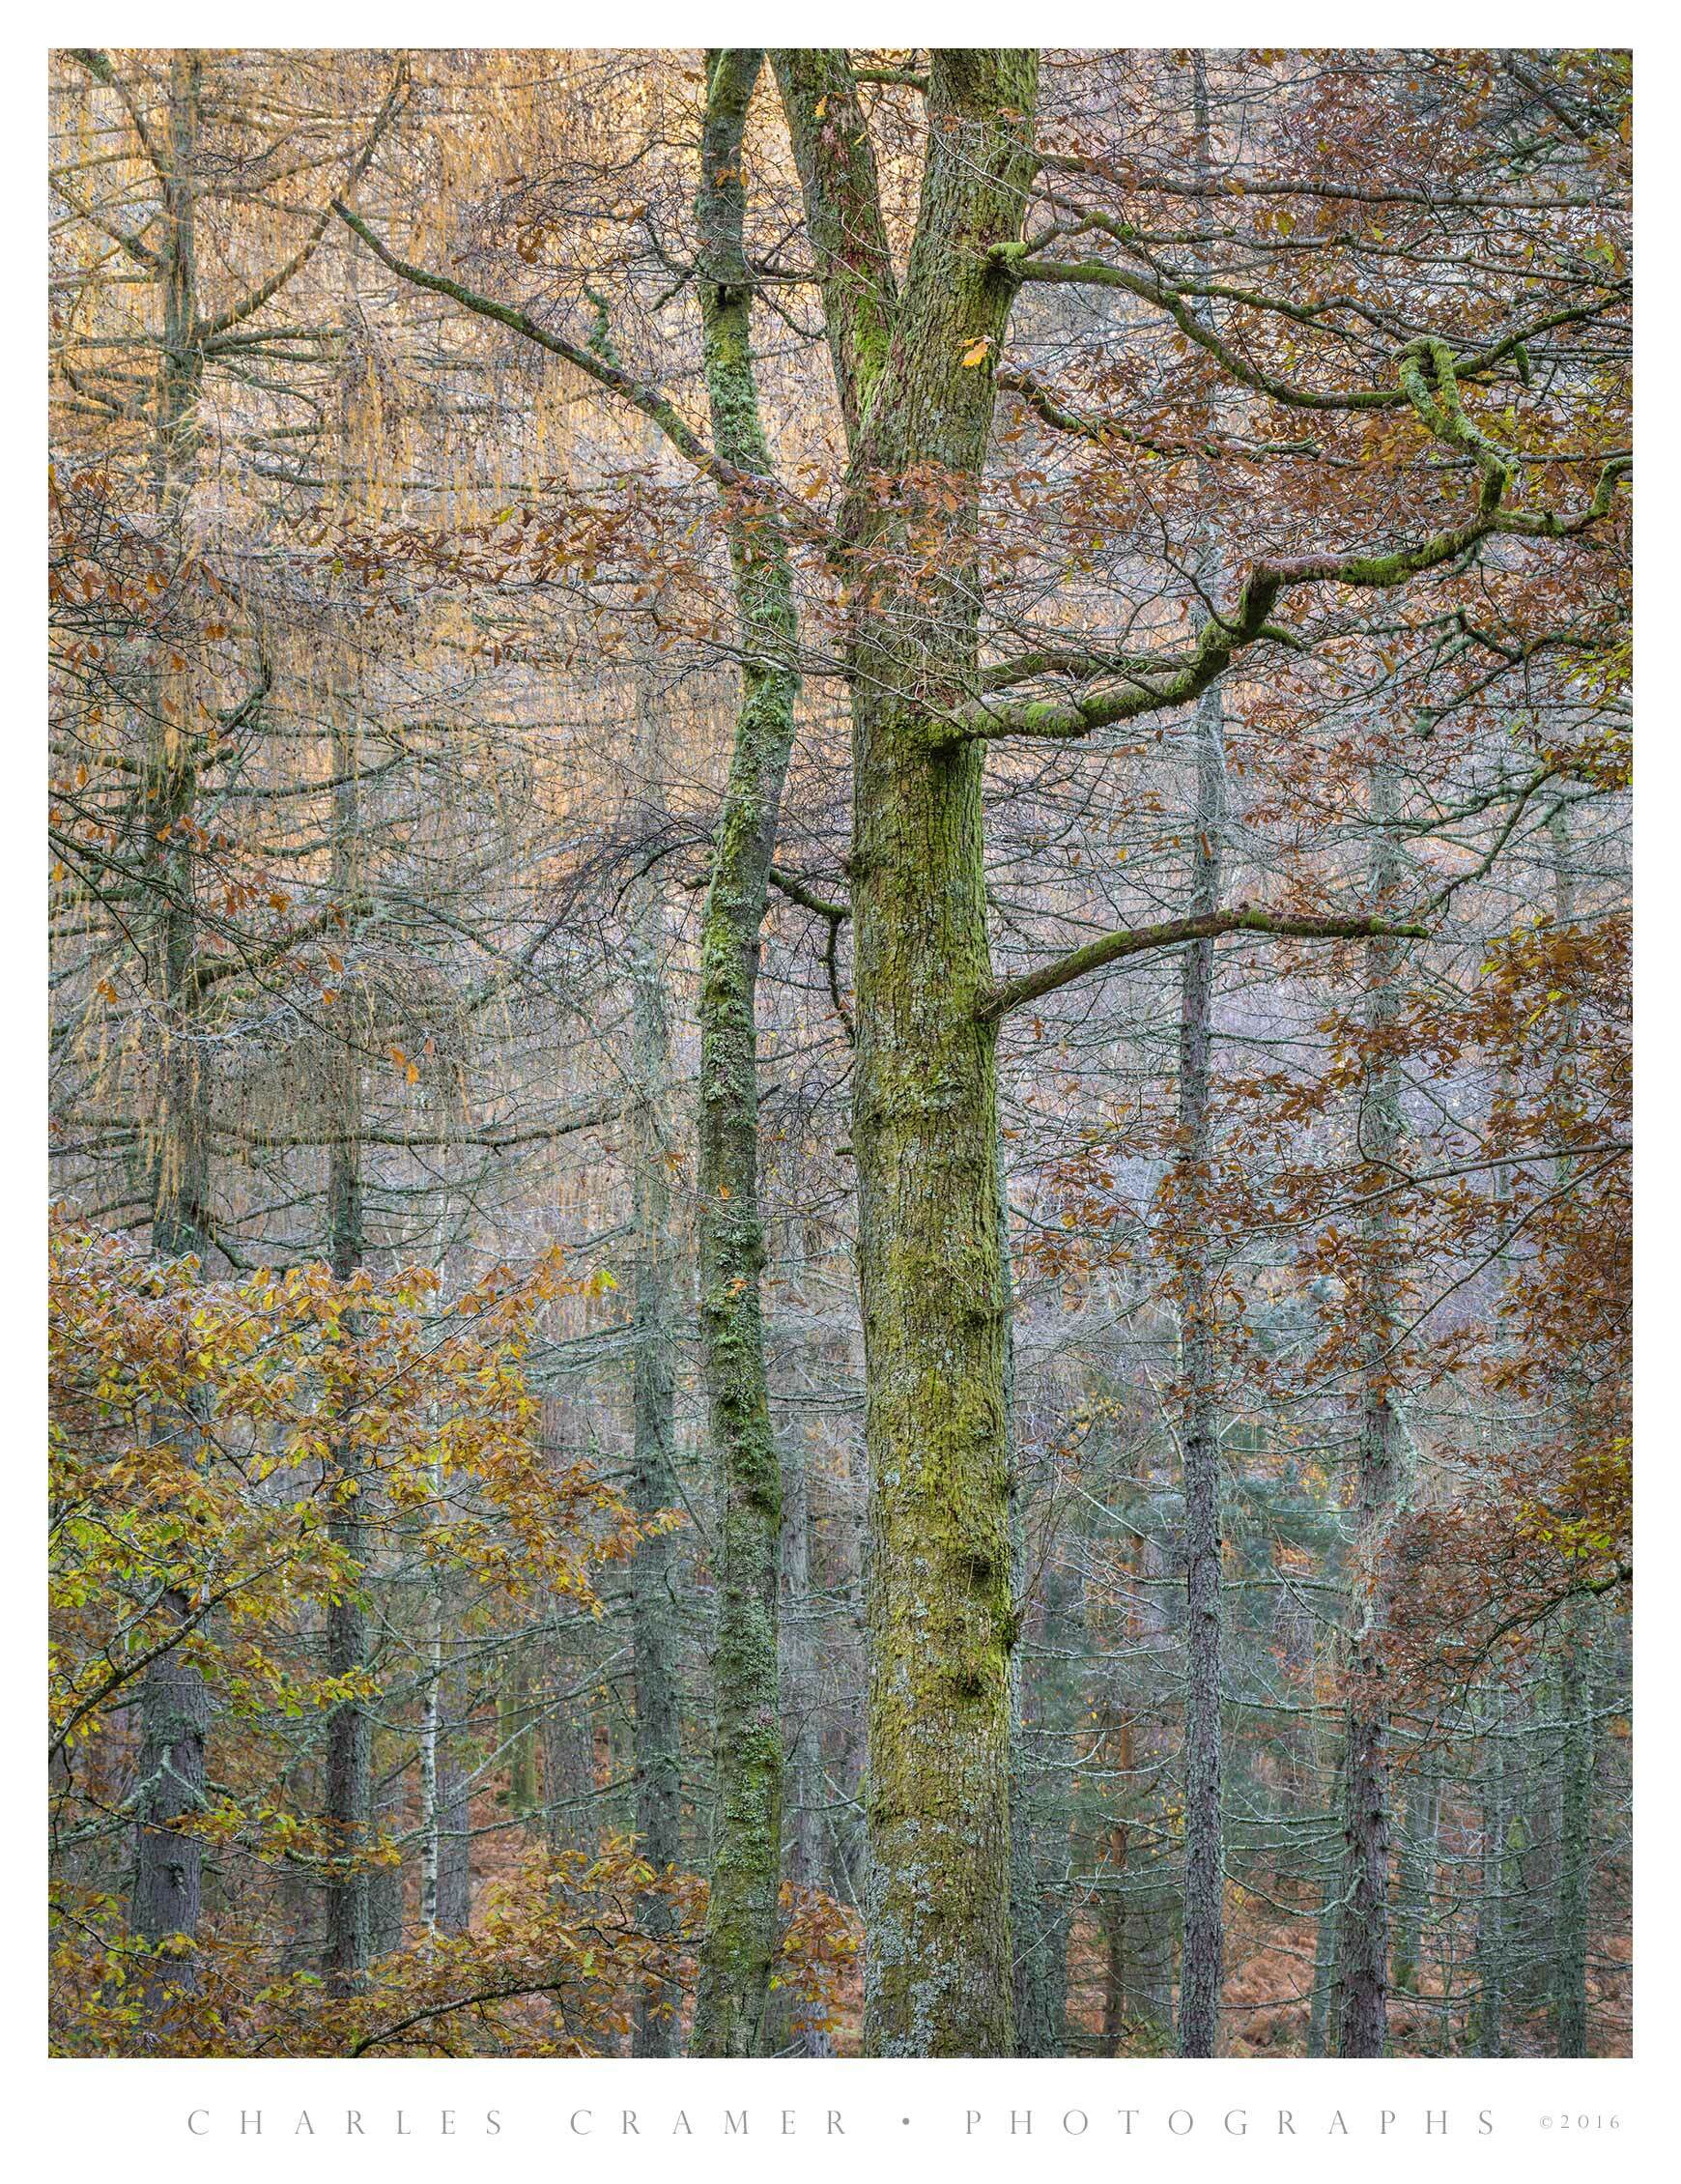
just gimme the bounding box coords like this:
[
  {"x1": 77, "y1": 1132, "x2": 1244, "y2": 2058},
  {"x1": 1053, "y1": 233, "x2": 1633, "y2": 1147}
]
[
  {"x1": 837, "y1": 49, "x2": 1040, "y2": 2058},
  {"x1": 688, "y1": 47, "x2": 800, "y2": 2059}
]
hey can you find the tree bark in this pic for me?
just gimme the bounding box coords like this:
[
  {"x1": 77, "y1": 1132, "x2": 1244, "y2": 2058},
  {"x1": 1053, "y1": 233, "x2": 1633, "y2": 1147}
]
[
  {"x1": 1307, "y1": 1743, "x2": 1348, "y2": 2057},
  {"x1": 323, "y1": 675, "x2": 370, "y2": 1995},
  {"x1": 1475, "y1": 1687, "x2": 1508, "y2": 2057},
  {"x1": 1175, "y1": 675, "x2": 1227, "y2": 2059},
  {"x1": 1554, "y1": 1607, "x2": 1594, "y2": 2055},
  {"x1": 826, "y1": 44, "x2": 1040, "y2": 2062},
  {"x1": 1333, "y1": 758, "x2": 1405, "y2": 2058},
  {"x1": 131, "y1": 54, "x2": 211, "y2": 2007},
  {"x1": 628, "y1": 683, "x2": 684, "y2": 2056},
  {"x1": 688, "y1": 49, "x2": 800, "y2": 2058}
]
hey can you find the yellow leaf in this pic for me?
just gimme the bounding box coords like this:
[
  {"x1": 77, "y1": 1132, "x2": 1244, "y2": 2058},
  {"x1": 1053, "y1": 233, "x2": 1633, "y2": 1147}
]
[{"x1": 960, "y1": 338, "x2": 991, "y2": 367}]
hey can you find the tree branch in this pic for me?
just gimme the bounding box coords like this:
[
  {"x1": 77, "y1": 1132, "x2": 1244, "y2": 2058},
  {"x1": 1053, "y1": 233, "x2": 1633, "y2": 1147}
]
[{"x1": 980, "y1": 906, "x2": 1429, "y2": 1021}]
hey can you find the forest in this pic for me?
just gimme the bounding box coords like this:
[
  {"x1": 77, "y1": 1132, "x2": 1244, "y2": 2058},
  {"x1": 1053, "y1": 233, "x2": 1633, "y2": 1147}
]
[{"x1": 47, "y1": 46, "x2": 1631, "y2": 2060}]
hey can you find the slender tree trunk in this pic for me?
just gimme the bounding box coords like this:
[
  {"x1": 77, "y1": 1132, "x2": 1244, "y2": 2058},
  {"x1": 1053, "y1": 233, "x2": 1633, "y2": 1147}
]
[
  {"x1": 1333, "y1": 758, "x2": 1405, "y2": 2057},
  {"x1": 1176, "y1": 675, "x2": 1227, "y2": 2058},
  {"x1": 1392, "y1": 1751, "x2": 1440, "y2": 1997},
  {"x1": 1555, "y1": 1603, "x2": 1594, "y2": 2055},
  {"x1": 1475, "y1": 1689, "x2": 1509, "y2": 2056},
  {"x1": 323, "y1": 678, "x2": 370, "y2": 1995},
  {"x1": 688, "y1": 49, "x2": 800, "y2": 2057},
  {"x1": 1007, "y1": 1161, "x2": 1069, "y2": 2058},
  {"x1": 419, "y1": 1444, "x2": 445, "y2": 1939},
  {"x1": 132, "y1": 54, "x2": 211, "y2": 2005},
  {"x1": 777, "y1": 1425, "x2": 835, "y2": 2055},
  {"x1": 367, "y1": 1769, "x2": 404, "y2": 1960},
  {"x1": 1307, "y1": 1743, "x2": 1348, "y2": 2057},
  {"x1": 1547, "y1": 803, "x2": 1594, "y2": 2056},
  {"x1": 628, "y1": 684, "x2": 683, "y2": 2055},
  {"x1": 840, "y1": 45, "x2": 1040, "y2": 2062}
]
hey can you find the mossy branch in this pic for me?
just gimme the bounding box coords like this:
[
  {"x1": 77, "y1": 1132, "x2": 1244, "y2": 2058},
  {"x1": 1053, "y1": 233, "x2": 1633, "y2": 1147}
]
[{"x1": 980, "y1": 907, "x2": 1430, "y2": 1021}]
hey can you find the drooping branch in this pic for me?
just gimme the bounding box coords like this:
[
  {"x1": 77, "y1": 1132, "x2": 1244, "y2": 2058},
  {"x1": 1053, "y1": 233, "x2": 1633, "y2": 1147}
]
[{"x1": 979, "y1": 905, "x2": 1430, "y2": 1021}]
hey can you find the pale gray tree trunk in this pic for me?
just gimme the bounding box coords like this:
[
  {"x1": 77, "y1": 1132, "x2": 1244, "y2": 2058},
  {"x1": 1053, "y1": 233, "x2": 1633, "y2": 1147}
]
[
  {"x1": 1333, "y1": 757, "x2": 1406, "y2": 2057},
  {"x1": 1175, "y1": 673, "x2": 1227, "y2": 2057}
]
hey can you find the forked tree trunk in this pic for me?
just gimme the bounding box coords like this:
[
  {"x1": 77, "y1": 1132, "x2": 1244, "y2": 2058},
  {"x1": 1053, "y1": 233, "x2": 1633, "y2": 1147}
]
[{"x1": 835, "y1": 45, "x2": 1040, "y2": 2062}]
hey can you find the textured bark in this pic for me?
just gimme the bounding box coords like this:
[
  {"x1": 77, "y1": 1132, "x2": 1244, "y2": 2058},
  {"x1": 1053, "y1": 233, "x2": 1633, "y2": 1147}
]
[
  {"x1": 830, "y1": 49, "x2": 1040, "y2": 2058},
  {"x1": 1176, "y1": 676, "x2": 1227, "y2": 2058},
  {"x1": 628, "y1": 689, "x2": 683, "y2": 2055},
  {"x1": 688, "y1": 48, "x2": 799, "y2": 2059},
  {"x1": 130, "y1": 1639, "x2": 209, "y2": 2000},
  {"x1": 1333, "y1": 760, "x2": 1405, "y2": 2058}
]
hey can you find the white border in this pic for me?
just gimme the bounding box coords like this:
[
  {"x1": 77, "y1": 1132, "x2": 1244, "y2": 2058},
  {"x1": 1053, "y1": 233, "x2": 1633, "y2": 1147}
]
[{"x1": 9, "y1": 14, "x2": 1668, "y2": 2177}]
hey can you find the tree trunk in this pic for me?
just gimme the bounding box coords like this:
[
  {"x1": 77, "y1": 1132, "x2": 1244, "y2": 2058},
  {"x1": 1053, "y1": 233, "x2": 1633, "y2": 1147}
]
[
  {"x1": 1307, "y1": 1744, "x2": 1348, "y2": 2058},
  {"x1": 1392, "y1": 1752, "x2": 1440, "y2": 1997},
  {"x1": 1333, "y1": 758, "x2": 1405, "y2": 2058},
  {"x1": 840, "y1": 45, "x2": 1040, "y2": 2062},
  {"x1": 1549, "y1": 805, "x2": 1593, "y2": 2058},
  {"x1": 1175, "y1": 675, "x2": 1227, "y2": 2059},
  {"x1": 323, "y1": 678, "x2": 370, "y2": 1995},
  {"x1": 777, "y1": 1425, "x2": 835, "y2": 2055},
  {"x1": 132, "y1": 54, "x2": 211, "y2": 2007},
  {"x1": 1008, "y1": 1161, "x2": 1069, "y2": 2058},
  {"x1": 1476, "y1": 1687, "x2": 1508, "y2": 2057},
  {"x1": 688, "y1": 49, "x2": 800, "y2": 2057},
  {"x1": 1554, "y1": 1601, "x2": 1594, "y2": 2055},
  {"x1": 628, "y1": 685, "x2": 684, "y2": 2055}
]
